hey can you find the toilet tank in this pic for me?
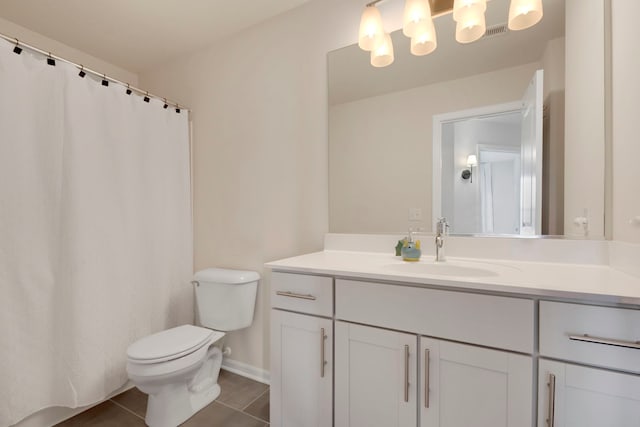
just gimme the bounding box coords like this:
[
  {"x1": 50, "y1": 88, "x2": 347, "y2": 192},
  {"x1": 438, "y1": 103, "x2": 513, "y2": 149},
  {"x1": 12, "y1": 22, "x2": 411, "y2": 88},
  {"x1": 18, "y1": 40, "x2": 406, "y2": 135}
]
[{"x1": 194, "y1": 268, "x2": 260, "y2": 331}]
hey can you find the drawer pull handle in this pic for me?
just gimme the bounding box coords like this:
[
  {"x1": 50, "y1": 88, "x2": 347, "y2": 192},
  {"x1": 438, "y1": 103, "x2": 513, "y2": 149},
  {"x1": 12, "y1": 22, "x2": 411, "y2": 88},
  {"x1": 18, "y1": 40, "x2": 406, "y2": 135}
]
[
  {"x1": 320, "y1": 328, "x2": 327, "y2": 378},
  {"x1": 276, "y1": 291, "x2": 317, "y2": 301},
  {"x1": 569, "y1": 334, "x2": 640, "y2": 350},
  {"x1": 404, "y1": 345, "x2": 410, "y2": 403},
  {"x1": 424, "y1": 349, "x2": 430, "y2": 408},
  {"x1": 547, "y1": 373, "x2": 556, "y2": 427}
]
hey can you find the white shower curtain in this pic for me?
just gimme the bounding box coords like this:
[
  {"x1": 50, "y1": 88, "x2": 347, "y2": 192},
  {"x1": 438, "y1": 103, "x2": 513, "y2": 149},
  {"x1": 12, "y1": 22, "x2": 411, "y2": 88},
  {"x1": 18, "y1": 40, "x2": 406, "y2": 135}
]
[{"x1": 0, "y1": 39, "x2": 193, "y2": 425}]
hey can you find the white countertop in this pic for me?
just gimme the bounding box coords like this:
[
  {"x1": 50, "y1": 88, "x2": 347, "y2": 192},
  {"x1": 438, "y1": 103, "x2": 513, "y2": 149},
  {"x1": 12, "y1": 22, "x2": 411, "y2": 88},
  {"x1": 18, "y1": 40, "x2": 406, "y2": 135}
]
[{"x1": 266, "y1": 250, "x2": 640, "y2": 306}]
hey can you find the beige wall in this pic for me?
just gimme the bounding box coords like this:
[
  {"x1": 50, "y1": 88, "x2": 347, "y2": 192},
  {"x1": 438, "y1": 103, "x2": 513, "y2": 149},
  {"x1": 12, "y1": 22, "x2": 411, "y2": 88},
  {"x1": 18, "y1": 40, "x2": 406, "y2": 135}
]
[
  {"x1": 139, "y1": 0, "x2": 367, "y2": 373},
  {"x1": 612, "y1": 1, "x2": 640, "y2": 243},
  {"x1": 329, "y1": 63, "x2": 540, "y2": 234},
  {"x1": 564, "y1": 0, "x2": 606, "y2": 237},
  {"x1": 0, "y1": 17, "x2": 138, "y2": 85}
]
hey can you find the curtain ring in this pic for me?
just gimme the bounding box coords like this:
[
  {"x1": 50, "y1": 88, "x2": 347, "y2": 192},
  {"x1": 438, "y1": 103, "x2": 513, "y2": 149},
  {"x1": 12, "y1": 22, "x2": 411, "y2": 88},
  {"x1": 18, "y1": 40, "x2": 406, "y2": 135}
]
[{"x1": 13, "y1": 39, "x2": 22, "y2": 55}]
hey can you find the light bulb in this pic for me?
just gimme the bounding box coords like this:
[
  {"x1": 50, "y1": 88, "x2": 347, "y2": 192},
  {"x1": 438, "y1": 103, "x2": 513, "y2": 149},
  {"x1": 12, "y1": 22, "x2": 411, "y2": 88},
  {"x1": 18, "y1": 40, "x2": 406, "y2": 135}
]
[
  {"x1": 358, "y1": 5, "x2": 385, "y2": 51},
  {"x1": 371, "y1": 33, "x2": 394, "y2": 67},
  {"x1": 508, "y1": 0, "x2": 543, "y2": 30},
  {"x1": 403, "y1": 0, "x2": 432, "y2": 38}
]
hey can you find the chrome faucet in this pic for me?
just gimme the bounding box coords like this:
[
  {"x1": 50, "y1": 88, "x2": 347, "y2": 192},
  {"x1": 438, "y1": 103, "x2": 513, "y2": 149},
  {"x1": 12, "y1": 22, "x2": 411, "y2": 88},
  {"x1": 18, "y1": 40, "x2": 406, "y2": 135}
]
[{"x1": 435, "y1": 218, "x2": 449, "y2": 262}]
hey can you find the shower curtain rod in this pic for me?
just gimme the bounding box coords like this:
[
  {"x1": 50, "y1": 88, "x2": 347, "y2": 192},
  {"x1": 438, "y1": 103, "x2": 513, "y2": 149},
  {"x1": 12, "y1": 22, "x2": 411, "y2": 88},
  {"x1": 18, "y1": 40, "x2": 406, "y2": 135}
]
[{"x1": 0, "y1": 32, "x2": 190, "y2": 112}]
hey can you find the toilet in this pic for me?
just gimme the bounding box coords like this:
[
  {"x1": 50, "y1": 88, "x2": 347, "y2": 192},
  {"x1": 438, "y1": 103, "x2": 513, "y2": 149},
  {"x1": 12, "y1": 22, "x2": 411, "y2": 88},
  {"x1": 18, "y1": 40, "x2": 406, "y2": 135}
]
[{"x1": 126, "y1": 268, "x2": 259, "y2": 427}]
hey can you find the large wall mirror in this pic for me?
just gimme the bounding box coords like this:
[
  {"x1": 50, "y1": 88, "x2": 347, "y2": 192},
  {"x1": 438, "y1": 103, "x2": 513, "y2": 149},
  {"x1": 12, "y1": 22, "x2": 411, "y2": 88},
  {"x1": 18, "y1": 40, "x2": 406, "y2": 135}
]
[{"x1": 328, "y1": 0, "x2": 609, "y2": 239}]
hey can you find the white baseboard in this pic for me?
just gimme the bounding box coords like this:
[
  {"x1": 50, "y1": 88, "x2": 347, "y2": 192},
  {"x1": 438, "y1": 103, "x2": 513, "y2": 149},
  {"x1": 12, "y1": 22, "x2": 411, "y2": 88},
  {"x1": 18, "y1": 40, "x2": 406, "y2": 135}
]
[{"x1": 222, "y1": 358, "x2": 270, "y2": 385}]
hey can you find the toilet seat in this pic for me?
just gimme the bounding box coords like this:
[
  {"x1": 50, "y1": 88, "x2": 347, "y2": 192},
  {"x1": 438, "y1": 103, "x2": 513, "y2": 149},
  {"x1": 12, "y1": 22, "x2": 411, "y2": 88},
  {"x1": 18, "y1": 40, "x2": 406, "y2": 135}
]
[
  {"x1": 126, "y1": 325, "x2": 225, "y2": 378},
  {"x1": 128, "y1": 325, "x2": 218, "y2": 364}
]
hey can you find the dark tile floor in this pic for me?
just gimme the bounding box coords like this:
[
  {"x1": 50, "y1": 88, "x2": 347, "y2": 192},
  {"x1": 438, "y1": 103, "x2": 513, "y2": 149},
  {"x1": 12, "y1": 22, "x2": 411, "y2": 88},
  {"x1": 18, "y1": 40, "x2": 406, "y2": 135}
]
[{"x1": 55, "y1": 370, "x2": 269, "y2": 427}]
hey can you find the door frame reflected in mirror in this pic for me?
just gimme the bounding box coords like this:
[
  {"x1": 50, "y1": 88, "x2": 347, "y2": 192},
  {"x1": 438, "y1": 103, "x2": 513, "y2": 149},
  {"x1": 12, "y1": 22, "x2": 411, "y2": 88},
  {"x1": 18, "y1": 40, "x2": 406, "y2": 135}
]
[{"x1": 432, "y1": 100, "x2": 539, "y2": 236}]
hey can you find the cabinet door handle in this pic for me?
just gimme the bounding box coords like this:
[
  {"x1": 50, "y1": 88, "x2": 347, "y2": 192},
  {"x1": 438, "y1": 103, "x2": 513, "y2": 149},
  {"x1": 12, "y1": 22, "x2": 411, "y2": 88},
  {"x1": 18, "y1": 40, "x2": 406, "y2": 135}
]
[
  {"x1": 404, "y1": 345, "x2": 410, "y2": 403},
  {"x1": 547, "y1": 374, "x2": 556, "y2": 427},
  {"x1": 569, "y1": 334, "x2": 640, "y2": 350},
  {"x1": 424, "y1": 349, "x2": 430, "y2": 408},
  {"x1": 276, "y1": 291, "x2": 316, "y2": 300},
  {"x1": 320, "y1": 328, "x2": 327, "y2": 378}
]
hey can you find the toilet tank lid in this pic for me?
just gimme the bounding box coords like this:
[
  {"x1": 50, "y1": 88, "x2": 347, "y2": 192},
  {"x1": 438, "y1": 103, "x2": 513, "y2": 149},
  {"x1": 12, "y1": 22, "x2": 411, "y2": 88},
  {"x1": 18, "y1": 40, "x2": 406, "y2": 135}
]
[{"x1": 194, "y1": 268, "x2": 260, "y2": 284}]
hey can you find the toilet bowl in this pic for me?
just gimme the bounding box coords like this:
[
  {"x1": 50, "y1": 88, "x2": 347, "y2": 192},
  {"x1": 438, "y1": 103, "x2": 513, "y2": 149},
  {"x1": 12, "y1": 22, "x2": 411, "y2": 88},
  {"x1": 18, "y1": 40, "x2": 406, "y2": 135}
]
[
  {"x1": 127, "y1": 325, "x2": 225, "y2": 427},
  {"x1": 126, "y1": 268, "x2": 259, "y2": 427}
]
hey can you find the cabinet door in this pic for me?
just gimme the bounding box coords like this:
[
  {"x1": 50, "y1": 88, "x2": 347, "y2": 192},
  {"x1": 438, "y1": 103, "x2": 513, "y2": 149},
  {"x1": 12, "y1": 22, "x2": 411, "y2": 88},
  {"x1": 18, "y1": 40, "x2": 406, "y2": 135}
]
[
  {"x1": 335, "y1": 322, "x2": 417, "y2": 427},
  {"x1": 270, "y1": 310, "x2": 332, "y2": 427},
  {"x1": 538, "y1": 360, "x2": 640, "y2": 427},
  {"x1": 420, "y1": 337, "x2": 532, "y2": 427}
]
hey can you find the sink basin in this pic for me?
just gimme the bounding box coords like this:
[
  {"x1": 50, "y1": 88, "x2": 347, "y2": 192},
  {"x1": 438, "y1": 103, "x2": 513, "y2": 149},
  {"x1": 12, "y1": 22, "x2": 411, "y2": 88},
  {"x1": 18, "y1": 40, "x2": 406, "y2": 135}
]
[{"x1": 383, "y1": 260, "x2": 516, "y2": 278}]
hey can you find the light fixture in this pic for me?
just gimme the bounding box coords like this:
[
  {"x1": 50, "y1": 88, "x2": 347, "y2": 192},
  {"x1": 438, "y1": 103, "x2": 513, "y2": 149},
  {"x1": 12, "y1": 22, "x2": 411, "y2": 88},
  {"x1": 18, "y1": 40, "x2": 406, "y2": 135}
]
[
  {"x1": 455, "y1": 8, "x2": 486, "y2": 43},
  {"x1": 357, "y1": 0, "x2": 544, "y2": 68},
  {"x1": 453, "y1": 0, "x2": 487, "y2": 43},
  {"x1": 411, "y1": 18, "x2": 437, "y2": 55},
  {"x1": 403, "y1": 0, "x2": 432, "y2": 38},
  {"x1": 452, "y1": 0, "x2": 487, "y2": 22},
  {"x1": 358, "y1": 4, "x2": 385, "y2": 51},
  {"x1": 371, "y1": 32, "x2": 395, "y2": 67},
  {"x1": 508, "y1": 0, "x2": 543, "y2": 31},
  {"x1": 462, "y1": 154, "x2": 477, "y2": 182}
]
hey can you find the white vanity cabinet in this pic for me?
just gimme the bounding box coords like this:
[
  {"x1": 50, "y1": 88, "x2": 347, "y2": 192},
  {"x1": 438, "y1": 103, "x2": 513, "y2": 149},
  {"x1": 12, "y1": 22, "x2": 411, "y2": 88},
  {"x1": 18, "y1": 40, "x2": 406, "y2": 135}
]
[
  {"x1": 335, "y1": 322, "x2": 417, "y2": 427},
  {"x1": 269, "y1": 267, "x2": 640, "y2": 427},
  {"x1": 538, "y1": 360, "x2": 640, "y2": 427},
  {"x1": 333, "y1": 323, "x2": 533, "y2": 427},
  {"x1": 270, "y1": 272, "x2": 333, "y2": 427},
  {"x1": 537, "y1": 301, "x2": 640, "y2": 427},
  {"x1": 420, "y1": 337, "x2": 532, "y2": 427},
  {"x1": 335, "y1": 278, "x2": 535, "y2": 427}
]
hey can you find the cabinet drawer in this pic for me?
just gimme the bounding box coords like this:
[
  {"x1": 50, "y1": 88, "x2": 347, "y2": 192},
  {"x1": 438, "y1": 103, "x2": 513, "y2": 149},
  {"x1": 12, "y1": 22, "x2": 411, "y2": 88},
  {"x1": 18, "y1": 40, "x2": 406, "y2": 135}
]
[
  {"x1": 540, "y1": 301, "x2": 640, "y2": 373},
  {"x1": 271, "y1": 272, "x2": 333, "y2": 316},
  {"x1": 336, "y1": 279, "x2": 534, "y2": 353}
]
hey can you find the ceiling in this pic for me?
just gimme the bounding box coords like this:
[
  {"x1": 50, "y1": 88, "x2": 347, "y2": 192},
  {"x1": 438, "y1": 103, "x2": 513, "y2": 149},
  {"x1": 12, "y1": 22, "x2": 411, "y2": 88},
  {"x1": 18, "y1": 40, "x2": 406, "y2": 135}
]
[{"x1": 0, "y1": 0, "x2": 312, "y2": 73}]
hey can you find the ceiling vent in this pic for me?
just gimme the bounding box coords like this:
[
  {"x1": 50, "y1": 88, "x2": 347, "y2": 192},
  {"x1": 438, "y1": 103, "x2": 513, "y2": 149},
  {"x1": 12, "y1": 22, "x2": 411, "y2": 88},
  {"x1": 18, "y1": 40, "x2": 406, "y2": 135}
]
[{"x1": 483, "y1": 23, "x2": 509, "y2": 40}]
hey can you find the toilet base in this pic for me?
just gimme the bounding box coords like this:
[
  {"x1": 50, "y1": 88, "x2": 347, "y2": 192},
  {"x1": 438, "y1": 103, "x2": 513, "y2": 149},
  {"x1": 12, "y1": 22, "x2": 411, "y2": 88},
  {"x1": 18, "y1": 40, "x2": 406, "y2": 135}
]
[
  {"x1": 145, "y1": 382, "x2": 220, "y2": 427},
  {"x1": 137, "y1": 345, "x2": 224, "y2": 427}
]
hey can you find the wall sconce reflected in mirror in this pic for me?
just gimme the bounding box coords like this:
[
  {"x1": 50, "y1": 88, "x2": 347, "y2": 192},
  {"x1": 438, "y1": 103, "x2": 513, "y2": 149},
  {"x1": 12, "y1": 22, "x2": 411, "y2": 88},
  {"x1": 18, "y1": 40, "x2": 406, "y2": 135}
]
[{"x1": 462, "y1": 154, "x2": 478, "y2": 183}]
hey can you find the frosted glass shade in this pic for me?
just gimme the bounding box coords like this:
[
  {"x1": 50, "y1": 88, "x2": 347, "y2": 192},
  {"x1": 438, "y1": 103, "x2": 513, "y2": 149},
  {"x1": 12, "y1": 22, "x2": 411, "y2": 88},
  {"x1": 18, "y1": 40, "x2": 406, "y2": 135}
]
[
  {"x1": 411, "y1": 19, "x2": 437, "y2": 56},
  {"x1": 358, "y1": 6, "x2": 385, "y2": 51},
  {"x1": 452, "y1": 0, "x2": 487, "y2": 22},
  {"x1": 508, "y1": 0, "x2": 543, "y2": 30},
  {"x1": 467, "y1": 154, "x2": 478, "y2": 166},
  {"x1": 371, "y1": 33, "x2": 394, "y2": 67},
  {"x1": 455, "y1": 9, "x2": 486, "y2": 43},
  {"x1": 403, "y1": 0, "x2": 432, "y2": 38}
]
